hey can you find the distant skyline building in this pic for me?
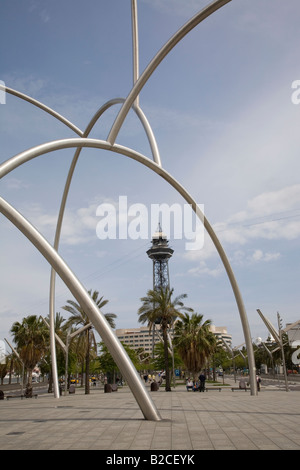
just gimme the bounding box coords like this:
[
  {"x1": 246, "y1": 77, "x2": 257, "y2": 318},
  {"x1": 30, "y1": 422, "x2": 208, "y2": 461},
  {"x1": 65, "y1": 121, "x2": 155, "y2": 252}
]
[
  {"x1": 115, "y1": 325, "x2": 232, "y2": 354},
  {"x1": 210, "y1": 325, "x2": 232, "y2": 349}
]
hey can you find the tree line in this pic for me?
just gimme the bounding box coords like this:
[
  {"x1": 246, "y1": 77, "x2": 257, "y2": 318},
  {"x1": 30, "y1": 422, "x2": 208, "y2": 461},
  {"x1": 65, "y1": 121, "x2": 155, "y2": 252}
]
[{"x1": 1, "y1": 286, "x2": 296, "y2": 394}]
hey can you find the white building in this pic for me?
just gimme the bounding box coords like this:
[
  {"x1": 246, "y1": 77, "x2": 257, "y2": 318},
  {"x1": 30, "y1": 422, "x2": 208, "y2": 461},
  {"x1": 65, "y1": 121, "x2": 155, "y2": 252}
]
[
  {"x1": 210, "y1": 325, "x2": 232, "y2": 349},
  {"x1": 115, "y1": 324, "x2": 232, "y2": 353},
  {"x1": 115, "y1": 326, "x2": 160, "y2": 354}
]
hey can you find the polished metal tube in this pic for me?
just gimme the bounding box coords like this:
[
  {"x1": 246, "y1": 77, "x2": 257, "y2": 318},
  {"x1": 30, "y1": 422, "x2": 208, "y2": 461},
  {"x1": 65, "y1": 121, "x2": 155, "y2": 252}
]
[
  {"x1": 131, "y1": 0, "x2": 140, "y2": 107},
  {"x1": 0, "y1": 84, "x2": 83, "y2": 137}
]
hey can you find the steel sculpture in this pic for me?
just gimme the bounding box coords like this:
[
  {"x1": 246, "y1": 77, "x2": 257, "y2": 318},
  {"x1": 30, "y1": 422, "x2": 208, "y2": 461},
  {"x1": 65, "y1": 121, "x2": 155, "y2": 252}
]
[{"x1": 0, "y1": 0, "x2": 258, "y2": 422}]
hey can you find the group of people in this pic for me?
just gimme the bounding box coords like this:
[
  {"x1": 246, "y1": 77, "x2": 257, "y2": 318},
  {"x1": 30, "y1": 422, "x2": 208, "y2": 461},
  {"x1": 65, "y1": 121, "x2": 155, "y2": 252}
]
[
  {"x1": 186, "y1": 372, "x2": 206, "y2": 392},
  {"x1": 143, "y1": 372, "x2": 163, "y2": 385}
]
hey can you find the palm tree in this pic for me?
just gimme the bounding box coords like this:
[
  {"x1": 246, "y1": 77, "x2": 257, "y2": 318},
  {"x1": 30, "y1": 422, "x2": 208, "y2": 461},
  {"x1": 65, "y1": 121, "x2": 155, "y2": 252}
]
[
  {"x1": 138, "y1": 286, "x2": 192, "y2": 391},
  {"x1": 173, "y1": 312, "x2": 216, "y2": 380},
  {"x1": 10, "y1": 315, "x2": 48, "y2": 396},
  {"x1": 62, "y1": 290, "x2": 116, "y2": 394}
]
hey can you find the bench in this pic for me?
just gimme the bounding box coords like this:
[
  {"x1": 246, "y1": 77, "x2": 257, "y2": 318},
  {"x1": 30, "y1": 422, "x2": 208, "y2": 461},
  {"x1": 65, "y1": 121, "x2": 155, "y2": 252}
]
[
  {"x1": 186, "y1": 386, "x2": 194, "y2": 391},
  {"x1": 6, "y1": 394, "x2": 38, "y2": 400},
  {"x1": 231, "y1": 387, "x2": 250, "y2": 392},
  {"x1": 205, "y1": 387, "x2": 222, "y2": 392}
]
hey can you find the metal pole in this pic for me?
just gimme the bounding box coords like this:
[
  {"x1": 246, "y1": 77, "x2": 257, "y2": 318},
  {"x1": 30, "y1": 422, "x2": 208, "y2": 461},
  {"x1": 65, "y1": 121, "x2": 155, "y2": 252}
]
[
  {"x1": 167, "y1": 332, "x2": 176, "y2": 388},
  {"x1": 131, "y1": 0, "x2": 139, "y2": 107},
  {"x1": 65, "y1": 332, "x2": 69, "y2": 396},
  {"x1": 49, "y1": 287, "x2": 60, "y2": 399},
  {"x1": 257, "y1": 309, "x2": 280, "y2": 344}
]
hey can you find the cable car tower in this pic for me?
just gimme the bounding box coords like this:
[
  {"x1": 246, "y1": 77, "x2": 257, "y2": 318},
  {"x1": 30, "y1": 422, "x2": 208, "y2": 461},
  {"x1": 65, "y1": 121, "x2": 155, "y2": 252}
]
[
  {"x1": 146, "y1": 223, "x2": 174, "y2": 358},
  {"x1": 147, "y1": 223, "x2": 174, "y2": 290}
]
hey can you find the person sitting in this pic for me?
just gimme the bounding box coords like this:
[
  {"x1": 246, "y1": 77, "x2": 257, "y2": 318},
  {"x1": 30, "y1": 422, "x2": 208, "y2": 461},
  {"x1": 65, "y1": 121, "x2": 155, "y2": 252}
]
[
  {"x1": 186, "y1": 378, "x2": 194, "y2": 391},
  {"x1": 239, "y1": 378, "x2": 247, "y2": 389},
  {"x1": 193, "y1": 381, "x2": 199, "y2": 392}
]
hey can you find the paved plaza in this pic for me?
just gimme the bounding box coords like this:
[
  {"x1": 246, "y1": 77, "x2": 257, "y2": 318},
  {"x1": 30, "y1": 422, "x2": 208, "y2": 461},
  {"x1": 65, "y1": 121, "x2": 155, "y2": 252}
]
[{"x1": 0, "y1": 377, "x2": 299, "y2": 451}]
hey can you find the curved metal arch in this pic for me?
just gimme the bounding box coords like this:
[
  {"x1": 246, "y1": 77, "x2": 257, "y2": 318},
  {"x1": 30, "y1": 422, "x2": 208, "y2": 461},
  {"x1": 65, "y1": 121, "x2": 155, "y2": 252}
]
[
  {"x1": 0, "y1": 84, "x2": 83, "y2": 137},
  {"x1": 0, "y1": 137, "x2": 257, "y2": 395},
  {"x1": 131, "y1": 0, "x2": 140, "y2": 107},
  {"x1": 0, "y1": 196, "x2": 161, "y2": 422},
  {"x1": 108, "y1": 0, "x2": 232, "y2": 145},
  {"x1": 0, "y1": 87, "x2": 161, "y2": 165}
]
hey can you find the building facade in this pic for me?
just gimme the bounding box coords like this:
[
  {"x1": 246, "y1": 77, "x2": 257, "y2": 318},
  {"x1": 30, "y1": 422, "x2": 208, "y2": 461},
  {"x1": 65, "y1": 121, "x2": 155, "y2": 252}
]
[{"x1": 115, "y1": 324, "x2": 232, "y2": 353}]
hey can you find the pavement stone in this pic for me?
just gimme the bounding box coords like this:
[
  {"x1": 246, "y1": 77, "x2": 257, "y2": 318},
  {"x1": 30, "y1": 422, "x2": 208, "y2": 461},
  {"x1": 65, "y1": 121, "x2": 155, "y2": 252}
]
[{"x1": 0, "y1": 378, "x2": 299, "y2": 452}]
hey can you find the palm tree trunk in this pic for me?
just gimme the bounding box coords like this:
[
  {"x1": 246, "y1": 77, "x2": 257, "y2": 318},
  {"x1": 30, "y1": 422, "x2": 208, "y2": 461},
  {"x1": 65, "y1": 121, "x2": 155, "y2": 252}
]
[
  {"x1": 162, "y1": 326, "x2": 171, "y2": 391},
  {"x1": 26, "y1": 368, "x2": 33, "y2": 397},
  {"x1": 81, "y1": 362, "x2": 84, "y2": 386}
]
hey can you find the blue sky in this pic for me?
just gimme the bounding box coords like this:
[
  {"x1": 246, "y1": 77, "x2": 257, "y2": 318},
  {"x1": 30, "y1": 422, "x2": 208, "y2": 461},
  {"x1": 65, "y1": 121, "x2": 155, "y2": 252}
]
[{"x1": 1, "y1": 0, "x2": 300, "y2": 350}]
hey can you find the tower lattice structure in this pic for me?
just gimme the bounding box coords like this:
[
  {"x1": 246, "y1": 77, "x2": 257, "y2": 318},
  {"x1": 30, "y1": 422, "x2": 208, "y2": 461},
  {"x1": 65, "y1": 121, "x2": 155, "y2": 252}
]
[{"x1": 147, "y1": 223, "x2": 174, "y2": 290}]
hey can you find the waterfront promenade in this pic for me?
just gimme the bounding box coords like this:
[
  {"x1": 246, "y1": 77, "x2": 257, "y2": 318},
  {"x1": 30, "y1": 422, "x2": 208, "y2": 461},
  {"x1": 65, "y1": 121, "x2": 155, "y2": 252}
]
[{"x1": 0, "y1": 377, "x2": 299, "y2": 451}]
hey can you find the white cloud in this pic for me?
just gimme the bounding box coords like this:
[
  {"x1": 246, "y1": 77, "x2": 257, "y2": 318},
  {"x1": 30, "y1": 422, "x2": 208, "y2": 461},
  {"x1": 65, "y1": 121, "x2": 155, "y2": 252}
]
[
  {"x1": 182, "y1": 184, "x2": 299, "y2": 273},
  {"x1": 3, "y1": 178, "x2": 29, "y2": 190},
  {"x1": 217, "y1": 184, "x2": 300, "y2": 243},
  {"x1": 10, "y1": 200, "x2": 99, "y2": 247},
  {"x1": 29, "y1": 1, "x2": 50, "y2": 23},
  {"x1": 187, "y1": 261, "x2": 223, "y2": 278},
  {"x1": 4, "y1": 73, "x2": 48, "y2": 97},
  {"x1": 233, "y1": 185, "x2": 300, "y2": 221},
  {"x1": 251, "y1": 249, "x2": 280, "y2": 263}
]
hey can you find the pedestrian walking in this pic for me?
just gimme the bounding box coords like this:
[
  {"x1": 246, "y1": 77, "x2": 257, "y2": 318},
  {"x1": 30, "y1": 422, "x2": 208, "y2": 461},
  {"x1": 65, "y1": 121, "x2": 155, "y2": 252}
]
[
  {"x1": 256, "y1": 375, "x2": 261, "y2": 391},
  {"x1": 198, "y1": 372, "x2": 206, "y2": 392}
]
